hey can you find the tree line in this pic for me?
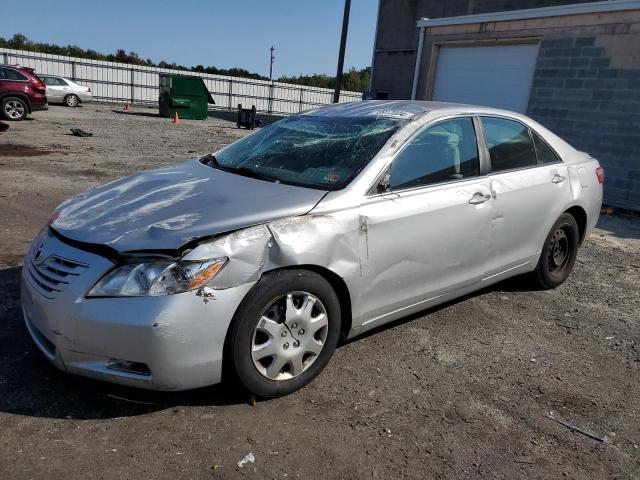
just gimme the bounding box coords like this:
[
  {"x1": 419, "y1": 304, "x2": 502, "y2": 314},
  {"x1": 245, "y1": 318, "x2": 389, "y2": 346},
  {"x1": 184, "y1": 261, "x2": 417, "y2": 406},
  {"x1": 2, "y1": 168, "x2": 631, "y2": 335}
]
[{"x1": 1, "y1": 34, "x2": 370, "y2": 92}]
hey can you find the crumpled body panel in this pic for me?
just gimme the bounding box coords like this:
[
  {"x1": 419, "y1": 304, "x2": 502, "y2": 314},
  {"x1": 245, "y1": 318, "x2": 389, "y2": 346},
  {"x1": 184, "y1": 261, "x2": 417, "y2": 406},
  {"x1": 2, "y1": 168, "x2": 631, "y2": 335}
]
[
  {"x1": 184, "y1": 213, "x2": 363, "y2": 320},
  {"x1": 51, "y1": 160, "x2": 327, "y2": 252}
]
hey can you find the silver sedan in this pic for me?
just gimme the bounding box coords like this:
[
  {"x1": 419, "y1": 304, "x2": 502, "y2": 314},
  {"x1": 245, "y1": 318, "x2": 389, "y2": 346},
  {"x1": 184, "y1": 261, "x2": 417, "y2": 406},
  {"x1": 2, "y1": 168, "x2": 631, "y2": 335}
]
[
  {"x1": 40, "y1": 75, "x2": 93, "y2": 107},
  {"x1": 21, "y1": 101, "x2": 603, "y2": 397}
]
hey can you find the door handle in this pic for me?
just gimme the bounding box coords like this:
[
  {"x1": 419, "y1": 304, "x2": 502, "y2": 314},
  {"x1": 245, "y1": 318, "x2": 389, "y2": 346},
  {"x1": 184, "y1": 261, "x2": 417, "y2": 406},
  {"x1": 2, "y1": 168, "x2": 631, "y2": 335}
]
[
  {"x1": 552, "y1": 174, "x2": 566, "y2": 184},
  {"x1": 468, "y1": 192, "x2": 492, "y2": 205}
]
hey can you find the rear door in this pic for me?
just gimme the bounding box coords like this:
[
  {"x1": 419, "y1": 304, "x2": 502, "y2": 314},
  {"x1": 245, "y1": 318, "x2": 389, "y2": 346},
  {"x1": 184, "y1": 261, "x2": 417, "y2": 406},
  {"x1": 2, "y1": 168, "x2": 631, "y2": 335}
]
[
  {"x1": 479, "y1": 116, "x2": 571, "y2": 277},
  {"x1": 359, "y1": 116, "x2": 493, "y2": 323},
  {"x1": 42, "y1": 76, "x2": 65, "y2": 101}
]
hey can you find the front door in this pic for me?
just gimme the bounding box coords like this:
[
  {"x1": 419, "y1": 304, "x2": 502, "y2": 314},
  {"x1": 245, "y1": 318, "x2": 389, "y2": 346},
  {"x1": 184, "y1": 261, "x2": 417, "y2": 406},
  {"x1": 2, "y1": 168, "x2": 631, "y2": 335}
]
[{"x1": 358, "y1": 116, "x2": 492, "y2": 324}]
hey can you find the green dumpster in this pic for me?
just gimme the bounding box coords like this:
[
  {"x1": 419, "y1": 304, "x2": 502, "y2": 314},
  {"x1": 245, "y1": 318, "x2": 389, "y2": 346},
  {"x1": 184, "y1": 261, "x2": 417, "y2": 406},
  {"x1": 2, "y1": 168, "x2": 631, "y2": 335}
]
[{"x1": 159, "y1": 74, "x2": 214, "y2": 120}]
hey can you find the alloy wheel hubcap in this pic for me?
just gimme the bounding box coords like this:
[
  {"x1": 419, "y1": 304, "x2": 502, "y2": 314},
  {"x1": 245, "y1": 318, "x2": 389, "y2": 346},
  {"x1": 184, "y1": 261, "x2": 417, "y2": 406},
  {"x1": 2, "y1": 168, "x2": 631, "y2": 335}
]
[
  {"x1": 251, "y1": 292, "x2": 328, "y2": 381},
  {"x1": 5, "y1": 101, "x2": 24, "y2": 119},
  {"x1": 67, "y1": 96, "x2": 78, "y2": 106}
]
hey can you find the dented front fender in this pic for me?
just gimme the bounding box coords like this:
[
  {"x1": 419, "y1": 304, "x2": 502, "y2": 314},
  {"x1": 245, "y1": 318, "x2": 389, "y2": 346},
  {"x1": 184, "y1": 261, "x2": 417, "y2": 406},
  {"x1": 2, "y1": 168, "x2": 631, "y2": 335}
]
[{"x1": 183, "y1": 212, "x2": 364, "y2": 325}]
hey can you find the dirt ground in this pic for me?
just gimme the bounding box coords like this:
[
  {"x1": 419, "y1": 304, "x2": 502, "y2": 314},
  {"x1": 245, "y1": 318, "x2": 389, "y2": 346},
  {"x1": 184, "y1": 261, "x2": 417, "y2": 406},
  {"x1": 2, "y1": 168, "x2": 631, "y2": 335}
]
[{"x1": 0, "y1": 104, "x2": 639, "y2": 479}]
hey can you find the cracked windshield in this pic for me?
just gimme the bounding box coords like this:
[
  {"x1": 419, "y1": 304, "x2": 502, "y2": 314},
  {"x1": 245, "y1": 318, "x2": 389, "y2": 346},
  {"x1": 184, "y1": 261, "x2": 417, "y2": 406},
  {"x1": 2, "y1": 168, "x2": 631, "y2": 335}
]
[{"x1": 211, "y1": 115, "x2": 405, "y2": 189}]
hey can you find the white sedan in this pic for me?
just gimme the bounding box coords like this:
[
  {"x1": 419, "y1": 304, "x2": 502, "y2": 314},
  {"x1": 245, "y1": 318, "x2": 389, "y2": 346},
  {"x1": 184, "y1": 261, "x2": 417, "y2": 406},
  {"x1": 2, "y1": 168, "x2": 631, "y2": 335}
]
[{"x1": 40, "y1": 75, "x2": 93, "y2": 107}]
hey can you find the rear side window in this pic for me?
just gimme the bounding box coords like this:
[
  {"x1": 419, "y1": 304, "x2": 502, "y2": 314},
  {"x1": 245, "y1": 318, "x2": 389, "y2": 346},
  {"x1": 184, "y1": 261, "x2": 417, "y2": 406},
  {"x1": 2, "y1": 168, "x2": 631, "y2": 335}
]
[
  {"x1": 532, "y1": 130, "x2": 561, "y2": 164},
  {"x1": 390, "y1": 117, "x2": 480, "y2": 190},
  {"x1": 482, "y1": 117, "x2": 537, "y2": 172},
  {"x1": 1, "y1": 68, "x2": 28, "y2": 81}
]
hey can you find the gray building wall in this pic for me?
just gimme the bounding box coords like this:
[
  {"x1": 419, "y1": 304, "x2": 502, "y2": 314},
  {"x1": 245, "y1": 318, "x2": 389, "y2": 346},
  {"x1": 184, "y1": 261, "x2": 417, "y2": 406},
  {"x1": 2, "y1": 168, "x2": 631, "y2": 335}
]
[
  {"x1": 372, "y1": 0, "x2": 601, "y2": 99},
  {"x1": 528, "y1": 34, "x2": 640, "y2": 209},
  {"x1": 371, "y1": 0, "x2": 640, "y2": 210}
]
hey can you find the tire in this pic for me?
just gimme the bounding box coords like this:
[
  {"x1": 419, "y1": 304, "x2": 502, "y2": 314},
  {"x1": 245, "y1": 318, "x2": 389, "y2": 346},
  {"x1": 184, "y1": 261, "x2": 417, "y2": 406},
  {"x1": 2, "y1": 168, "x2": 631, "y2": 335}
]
[
  {"x1": 226, "y1": 269, "x2": 341, "y2": 398},
  {"x1": 1, "y1": 97, "x2": 28, "y2": 121},
  {"x1": 64, "y1": 94, "x2": 80, "y2": 107},
  {"x1": 533, "y1": 213, "x2": 580, "y2": 289}
]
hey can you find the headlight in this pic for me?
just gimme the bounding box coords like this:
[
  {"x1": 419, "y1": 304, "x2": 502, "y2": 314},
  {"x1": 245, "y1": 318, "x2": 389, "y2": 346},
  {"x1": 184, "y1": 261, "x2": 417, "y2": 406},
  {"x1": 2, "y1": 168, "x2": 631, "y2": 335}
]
[{"x1": 87, "y1": 257, "x2": 227, "y2": 297}]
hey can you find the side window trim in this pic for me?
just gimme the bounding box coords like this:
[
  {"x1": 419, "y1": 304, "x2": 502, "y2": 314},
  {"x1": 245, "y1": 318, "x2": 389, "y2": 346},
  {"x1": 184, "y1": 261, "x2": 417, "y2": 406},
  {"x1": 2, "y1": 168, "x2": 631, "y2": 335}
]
[
  {"x1": 368, "y1": 115, "x2": 483, "y2": 196},
  {"x1": 530, "y1": 128, "x2": 563, "y2": 165},
  {"x1": 473, "y1": 116, "x2": 491, "y2": 175}
]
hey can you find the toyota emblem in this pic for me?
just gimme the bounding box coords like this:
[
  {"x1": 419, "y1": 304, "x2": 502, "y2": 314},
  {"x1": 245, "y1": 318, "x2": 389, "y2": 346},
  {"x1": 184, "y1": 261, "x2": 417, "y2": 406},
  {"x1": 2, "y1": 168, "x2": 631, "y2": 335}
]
[{"x1": 33, "y1": 237, "x2": 45, "y2": 262}]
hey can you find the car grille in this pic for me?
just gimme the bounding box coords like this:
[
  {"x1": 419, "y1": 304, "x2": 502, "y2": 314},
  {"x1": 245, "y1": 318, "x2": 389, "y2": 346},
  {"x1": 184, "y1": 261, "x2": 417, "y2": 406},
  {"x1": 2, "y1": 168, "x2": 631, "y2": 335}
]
[{"x1": 26, "y1": 254, "x2": 88, "y2": 299}]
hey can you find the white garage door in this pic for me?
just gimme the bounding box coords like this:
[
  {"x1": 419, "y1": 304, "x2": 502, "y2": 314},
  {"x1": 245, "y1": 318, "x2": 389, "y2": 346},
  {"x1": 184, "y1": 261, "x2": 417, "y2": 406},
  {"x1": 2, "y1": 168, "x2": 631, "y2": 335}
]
[{"x1": 432, "y1": 44, "x2": 539, "y2": 113}]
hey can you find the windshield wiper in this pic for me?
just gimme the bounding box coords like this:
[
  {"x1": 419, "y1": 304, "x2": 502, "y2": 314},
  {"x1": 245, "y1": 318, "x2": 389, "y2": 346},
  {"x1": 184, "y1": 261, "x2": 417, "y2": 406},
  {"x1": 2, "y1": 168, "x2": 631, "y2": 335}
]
[
  {"x1": 225, "y1": 166, "x2": 279, "y2": 183},
  {"x1": 202, "y1": 154, "x2": 278, "y2": 183},
  {"x1": 201, "y1": 153, "x2": 220, "y2": 167}
]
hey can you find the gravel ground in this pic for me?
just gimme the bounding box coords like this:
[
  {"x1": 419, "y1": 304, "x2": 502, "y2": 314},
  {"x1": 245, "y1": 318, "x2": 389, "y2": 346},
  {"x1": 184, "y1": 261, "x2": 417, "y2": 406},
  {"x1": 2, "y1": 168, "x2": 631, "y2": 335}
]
[{"x1": 0, "y1": 104, "x2": 639, "y2": 479}]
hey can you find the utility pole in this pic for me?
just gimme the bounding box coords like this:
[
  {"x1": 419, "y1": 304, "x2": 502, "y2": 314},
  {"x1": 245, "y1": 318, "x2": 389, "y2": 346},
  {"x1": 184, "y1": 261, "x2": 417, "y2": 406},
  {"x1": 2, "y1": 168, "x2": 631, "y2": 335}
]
[
  {"x1": 269, "y1": 46, "x2": 275, "y2": 82},
  {"x1": 333, "y1": 0, "x2": 351, "y2": 103}
]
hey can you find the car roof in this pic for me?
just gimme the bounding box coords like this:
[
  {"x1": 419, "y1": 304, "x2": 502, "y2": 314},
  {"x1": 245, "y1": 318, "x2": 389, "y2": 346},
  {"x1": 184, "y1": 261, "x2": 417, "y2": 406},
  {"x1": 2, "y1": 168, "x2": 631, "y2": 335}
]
[
  {"x1": 306, "y1": 100, "x2": 523, "y2": 121},
  {"x1": 2, "y1": 64, "x2": 35, "y2": 73}
]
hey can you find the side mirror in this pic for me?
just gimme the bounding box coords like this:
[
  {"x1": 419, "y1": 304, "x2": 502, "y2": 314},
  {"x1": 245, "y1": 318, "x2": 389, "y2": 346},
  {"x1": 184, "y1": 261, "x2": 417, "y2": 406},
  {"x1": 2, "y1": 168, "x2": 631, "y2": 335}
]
[{"x1": 376, "y1": 171, "x2": 391, "y2": 194}]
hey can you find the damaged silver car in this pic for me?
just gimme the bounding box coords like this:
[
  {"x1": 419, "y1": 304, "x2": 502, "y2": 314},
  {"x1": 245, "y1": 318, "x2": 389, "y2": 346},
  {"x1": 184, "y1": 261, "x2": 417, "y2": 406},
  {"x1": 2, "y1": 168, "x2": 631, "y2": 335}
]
[{"x1": 21, "y1": 100, "x2": 603, "y2": 397}]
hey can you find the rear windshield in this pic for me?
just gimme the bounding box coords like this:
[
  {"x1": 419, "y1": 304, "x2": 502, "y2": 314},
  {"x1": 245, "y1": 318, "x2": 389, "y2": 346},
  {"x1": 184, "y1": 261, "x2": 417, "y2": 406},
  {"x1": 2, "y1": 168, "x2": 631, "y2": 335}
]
[{"x1": 210, "y1": 115, "x2": 405, "y2": 190}]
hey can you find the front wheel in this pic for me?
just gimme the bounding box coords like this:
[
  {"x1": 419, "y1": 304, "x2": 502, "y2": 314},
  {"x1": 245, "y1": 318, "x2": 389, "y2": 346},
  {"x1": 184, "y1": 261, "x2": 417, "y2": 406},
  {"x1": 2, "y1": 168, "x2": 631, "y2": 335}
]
[
  {"x1": 533, "y1": 213, "x2": 580, "y2": 289},
  {"x1": 64, "y1": 94, "x2": 79, "y2": 107},
  {"x1": 226, "y1": 269, "x2": 341, "y2": 398}
]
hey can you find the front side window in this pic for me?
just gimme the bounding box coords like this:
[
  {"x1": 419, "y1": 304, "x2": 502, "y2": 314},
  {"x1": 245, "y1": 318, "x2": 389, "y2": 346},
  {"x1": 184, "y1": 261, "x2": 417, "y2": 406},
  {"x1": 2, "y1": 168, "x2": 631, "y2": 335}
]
[
  {"x1": 482, "y1": 117, "x2": 537, "y2": 172},
  {"x1": 43, "y1": 76, "x2": 68, "y2": 86},
  {"x1": 211, "y1": 115, "x2": 405, "y2": 190},
  {"x1": 389, "y1": 117, "x2": 480, "y2": 190}
]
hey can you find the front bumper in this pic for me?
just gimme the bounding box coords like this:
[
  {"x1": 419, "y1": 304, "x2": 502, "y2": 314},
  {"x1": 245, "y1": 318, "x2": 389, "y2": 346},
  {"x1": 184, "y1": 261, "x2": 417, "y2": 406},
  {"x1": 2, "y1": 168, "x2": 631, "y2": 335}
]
[{"x1": 20, "y1": 229, "x2": 254, "y2": 391}]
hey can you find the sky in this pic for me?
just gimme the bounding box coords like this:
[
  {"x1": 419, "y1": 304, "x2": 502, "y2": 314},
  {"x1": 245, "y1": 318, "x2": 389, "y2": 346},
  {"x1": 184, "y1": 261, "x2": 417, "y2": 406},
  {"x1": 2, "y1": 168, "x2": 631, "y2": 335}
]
[{"x1": 0, "y1": 0, "x2": 378, "y2": 78}]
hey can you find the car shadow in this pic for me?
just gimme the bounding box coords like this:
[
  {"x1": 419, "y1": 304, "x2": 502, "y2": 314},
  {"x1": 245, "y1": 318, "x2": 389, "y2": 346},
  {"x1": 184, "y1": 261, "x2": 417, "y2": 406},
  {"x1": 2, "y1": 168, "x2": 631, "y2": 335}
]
[
  {"x1": 0, "y1": 258, "x2": 544, "y2": 419},
  {"x1": 0, "y1": 263, "x2": 538, "y2": 420},
  {"x1": 340, "y1": 274, "x2": 535, "y2": 346},
  {"x1": 111, "y1": 109, "x2": 161, "y2": 119}
]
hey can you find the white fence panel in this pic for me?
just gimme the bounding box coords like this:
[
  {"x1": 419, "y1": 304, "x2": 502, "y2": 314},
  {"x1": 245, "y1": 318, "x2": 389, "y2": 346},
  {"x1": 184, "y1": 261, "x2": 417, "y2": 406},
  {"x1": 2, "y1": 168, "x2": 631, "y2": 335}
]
[{"x1": 0, "y1": 48, "x2": 363, "y2": 115}]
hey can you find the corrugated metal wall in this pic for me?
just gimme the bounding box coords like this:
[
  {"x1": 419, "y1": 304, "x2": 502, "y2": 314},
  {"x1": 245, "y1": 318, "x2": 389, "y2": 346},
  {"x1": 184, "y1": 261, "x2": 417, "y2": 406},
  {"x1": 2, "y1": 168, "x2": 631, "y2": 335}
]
[{"x1": 0, "y1": 48, "x2": 362, "y2": 115}]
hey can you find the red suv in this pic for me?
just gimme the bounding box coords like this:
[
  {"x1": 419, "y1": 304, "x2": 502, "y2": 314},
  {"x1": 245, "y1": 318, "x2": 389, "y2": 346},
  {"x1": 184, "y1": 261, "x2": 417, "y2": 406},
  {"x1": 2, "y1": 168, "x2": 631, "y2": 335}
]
[{"x1": 0, "y1": 65, "x2": 48, "y2": 121}]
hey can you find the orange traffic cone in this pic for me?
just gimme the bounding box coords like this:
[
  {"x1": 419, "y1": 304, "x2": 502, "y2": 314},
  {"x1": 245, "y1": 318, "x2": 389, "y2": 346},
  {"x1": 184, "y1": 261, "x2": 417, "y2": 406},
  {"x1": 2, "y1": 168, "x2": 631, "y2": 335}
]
[
  {"x1": 172, "y1": 112, "x2": 180, "y2": 124},
  {"x1": 124, "y1": 101, "x2": 130, "y2": 112}
]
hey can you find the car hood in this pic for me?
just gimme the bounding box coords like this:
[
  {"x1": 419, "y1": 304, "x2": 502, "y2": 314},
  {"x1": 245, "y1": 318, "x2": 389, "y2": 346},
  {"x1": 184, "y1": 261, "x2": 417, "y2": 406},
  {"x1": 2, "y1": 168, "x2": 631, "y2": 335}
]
[{"x1": 51, "y1": 160, "x2": 327, "y2": 253}]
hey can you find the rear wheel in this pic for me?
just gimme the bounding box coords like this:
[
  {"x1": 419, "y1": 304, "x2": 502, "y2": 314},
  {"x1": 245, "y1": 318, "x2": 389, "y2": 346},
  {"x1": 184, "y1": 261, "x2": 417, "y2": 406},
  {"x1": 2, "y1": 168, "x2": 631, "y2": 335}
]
[
  {"x1": 533, "y1": 213, "x2": 580, "y2": 289},
  {"x1": 226, "y1": 269, "x2": 341, "y2": 398},
  {"x1": 64, "y1": 94, "x2": 79, "y2": 107},
  {"x1": 1, "y1": 97, "x2": 27, "y2": 121}
]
